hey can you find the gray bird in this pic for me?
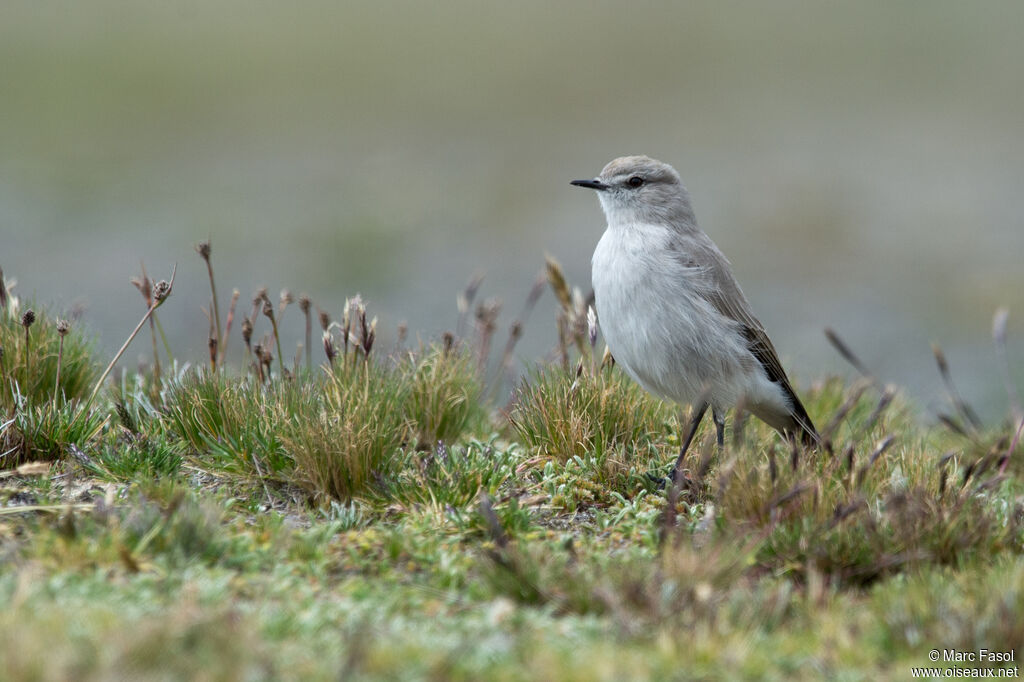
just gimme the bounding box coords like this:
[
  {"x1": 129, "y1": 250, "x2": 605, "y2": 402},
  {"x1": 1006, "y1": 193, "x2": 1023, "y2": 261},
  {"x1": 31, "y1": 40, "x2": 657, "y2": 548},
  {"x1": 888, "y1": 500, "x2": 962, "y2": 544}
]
[{"x1": 572, "y1": 155, "x2": 818, "y2": 477}]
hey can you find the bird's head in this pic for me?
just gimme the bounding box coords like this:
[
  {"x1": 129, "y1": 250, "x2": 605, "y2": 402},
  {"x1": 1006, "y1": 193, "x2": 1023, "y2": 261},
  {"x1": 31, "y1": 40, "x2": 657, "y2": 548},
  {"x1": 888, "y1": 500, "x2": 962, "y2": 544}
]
[{"x1": 572, "y1": 155, "x2": 696, "y2": 229}]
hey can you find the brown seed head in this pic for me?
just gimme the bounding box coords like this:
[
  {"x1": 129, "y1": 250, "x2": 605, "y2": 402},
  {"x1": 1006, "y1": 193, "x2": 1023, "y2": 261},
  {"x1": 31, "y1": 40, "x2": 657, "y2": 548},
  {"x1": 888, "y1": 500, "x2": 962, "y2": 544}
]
[
  {"x1": 323, "y1": 330, "x2": 336, "y2": 364},
  {"x1": 195, "y1": 240, "x2": 212, "y2": 261},
  {"x1": 21, "y1": 309, "x2": 36, "y2": 328},
  {"x1": 241, "y1": 317, "x2": 254, "y2": 344},
  {"x1": 299, "y1": 294, "x2": 311, "y2": 314},
  {"x1": 262, "y1": 300, "x2": 274, "y2": 320},
  {"x1": 57, "y1": 319, "x2": 70, "y2": 336},
  {"x1": 475, "y1": 298, "x2": 502, "y2": 330},
  {"x1": 253, "y1": 287, "x2": 268, "y2": 307},
  {"x1": 317, "y1": 307, "x2": 331, "y2": 331},
  {"x1": 362, "y1": 316, "x2": 377, "y2": 356},
  {"x1": 153, "y1": 280, "x2": 171, "y2": 302}
]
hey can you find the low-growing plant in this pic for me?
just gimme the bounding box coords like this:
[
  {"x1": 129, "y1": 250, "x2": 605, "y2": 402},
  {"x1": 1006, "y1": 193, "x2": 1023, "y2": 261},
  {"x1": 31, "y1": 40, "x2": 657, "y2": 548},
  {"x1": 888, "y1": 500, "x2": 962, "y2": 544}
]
[
  {"x1": 2, "y1": 390, "x2": 106, "y2": 466},
  {"x1": 0, "y1": 304, "x2": 97, "y2": 411},
  {"x1": 404, "y1": 343, "x2": 488, "y2": 447},
  {"x1": 280, "y1": 361, "x2": 410, "y2": 501},
  {"x1": 709, "y1": 382, "x2": 1023, "y2": 586},
  {"x1": 163, "y1": 369, "x2": 298, "y2": 474},
  {"x1": 390, "y1": 439, "x2": 518, "y2": 508},
  {"x1": 509, "y1": 362, "x2": 675, "y2": 486},
  {"x1": 91, "y1": 432, "x2": 184, "y2": 481}
]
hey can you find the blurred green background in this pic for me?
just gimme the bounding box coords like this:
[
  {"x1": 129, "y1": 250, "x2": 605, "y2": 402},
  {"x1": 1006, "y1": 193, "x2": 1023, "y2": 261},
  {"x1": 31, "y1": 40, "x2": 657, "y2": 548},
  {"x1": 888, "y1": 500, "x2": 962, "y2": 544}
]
[{"x1": 2, "y1": 1, "x2": 1022, "y2": 416}]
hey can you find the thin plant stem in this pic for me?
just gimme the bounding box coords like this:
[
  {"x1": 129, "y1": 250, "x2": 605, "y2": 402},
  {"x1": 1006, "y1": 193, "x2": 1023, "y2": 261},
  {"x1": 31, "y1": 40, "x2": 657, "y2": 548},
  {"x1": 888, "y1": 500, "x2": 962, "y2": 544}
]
[
  {"x1": 53, "y1": 335, "x2": 65, "y2": 405},
  {"x1": 208, "y1": 263, "x2": 222, "y2": 364},
  {"x1": 148, "y1": 314, "x2": 161, "y2": 387},
  {"x1": 23, "y1": 325, "x2": 30, "y2": 377},
  {"x1": 221, "y1": 289, "x2": 240, "y2": 368},
  {"x1": 152, "y1": 313, "x2": 171, "y2": 360},
  {"x1": 271, "y1": 316, "x2": 285, "y2": 377},
  {"x1": 304, "y1": 306, "x2": 312, "y2": 372},
  {"x1": 78, "y1": 265, "x2": 176, "y2": 421}
]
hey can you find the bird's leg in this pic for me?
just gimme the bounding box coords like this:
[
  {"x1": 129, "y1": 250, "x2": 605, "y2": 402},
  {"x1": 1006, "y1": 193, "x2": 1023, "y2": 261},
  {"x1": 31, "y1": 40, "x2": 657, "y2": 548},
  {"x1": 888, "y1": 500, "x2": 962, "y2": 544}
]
[
  {"x1": 670, "y1": 401, "x2": 709, "y2": 483},
  {"x1": 712, "y1": 407, "x2": 725, "y2": 449}
]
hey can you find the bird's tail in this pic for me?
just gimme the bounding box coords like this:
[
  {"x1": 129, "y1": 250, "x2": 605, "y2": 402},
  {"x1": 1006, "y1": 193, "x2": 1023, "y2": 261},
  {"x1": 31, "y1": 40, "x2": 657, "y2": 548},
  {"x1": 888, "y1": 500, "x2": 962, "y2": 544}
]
[
  {"x1": 753, "y1": 383, "x2": 819, "y2": 448},
  {"x1": 784, "y1": 393, "x2": 819, "y2": 448}
]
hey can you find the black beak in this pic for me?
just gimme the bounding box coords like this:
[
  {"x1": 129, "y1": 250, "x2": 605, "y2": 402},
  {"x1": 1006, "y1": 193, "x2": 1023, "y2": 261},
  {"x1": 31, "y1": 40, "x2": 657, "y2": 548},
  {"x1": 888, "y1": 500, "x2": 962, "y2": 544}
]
[{"x1": 570, "y1": 179, "x2": 607, "y2": 191}]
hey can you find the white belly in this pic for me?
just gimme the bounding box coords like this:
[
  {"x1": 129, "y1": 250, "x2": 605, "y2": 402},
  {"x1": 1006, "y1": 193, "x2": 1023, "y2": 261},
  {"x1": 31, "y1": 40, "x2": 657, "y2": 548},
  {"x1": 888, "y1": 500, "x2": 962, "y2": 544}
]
[{"x1": 591, "y1": 224, "x2": 784, "y2": 413}]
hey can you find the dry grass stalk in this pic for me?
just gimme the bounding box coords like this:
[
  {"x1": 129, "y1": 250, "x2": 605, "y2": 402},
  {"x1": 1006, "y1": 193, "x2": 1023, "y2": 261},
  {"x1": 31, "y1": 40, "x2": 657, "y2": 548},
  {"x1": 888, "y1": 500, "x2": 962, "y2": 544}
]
[
  {"x1": 131, "y1": 264, "x2": 161, "y2": 386},
  {"x1": 81, "y1": 265, "x2": 176, "y2": 419},
  {"x1": 195, "y1": 240, "x2": 222, "y2": 371},
  {"x1": 220, "y1": 288, "x2": 240, "y2": 367},
  {"x1": 261, "y1": 293, "x2": 285, "y2": 377},
  {"x1": 299, "y1": 294, "x2": 312, "y2": 371},
  {"x1": 20, "y1": 309, "x2": 35, "y2": 375},
  {"x1": 932, "y1": 343, "x2": 982, "y2": 434},
  {"x1": 456, "y1": 273, "x2": 484, "y2": 339},
  {"x1": 53, "y1": 319, "x2": 69, "y2": 403}
]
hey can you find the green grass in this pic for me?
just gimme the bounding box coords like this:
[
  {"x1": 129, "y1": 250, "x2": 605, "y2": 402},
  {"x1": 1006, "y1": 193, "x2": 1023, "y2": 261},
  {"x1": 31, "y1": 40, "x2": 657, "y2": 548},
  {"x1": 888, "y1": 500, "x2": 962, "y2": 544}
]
[{"x1": 0, "y1": 264, "x2": 1022, "y2": 680}]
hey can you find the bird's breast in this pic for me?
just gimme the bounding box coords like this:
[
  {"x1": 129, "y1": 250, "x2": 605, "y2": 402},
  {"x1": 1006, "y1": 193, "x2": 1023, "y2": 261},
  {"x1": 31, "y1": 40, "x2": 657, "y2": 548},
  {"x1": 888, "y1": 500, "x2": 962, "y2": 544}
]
[{"x1": 590, "y1": 224, "x2": 753, "y2": 407}]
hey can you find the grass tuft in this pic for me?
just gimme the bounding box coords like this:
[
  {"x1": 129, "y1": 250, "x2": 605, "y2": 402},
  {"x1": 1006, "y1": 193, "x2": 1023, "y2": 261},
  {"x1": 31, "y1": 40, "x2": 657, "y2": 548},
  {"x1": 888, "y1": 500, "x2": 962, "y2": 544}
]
[
  {"x1": 509, "y1": 362, "x2": 674, "y2": 494},
  {"x1": 405, "y1": 342, "x2": 488, "y2": 447},
  {"x1": 280, "y1": 362, "x2": 410, "y2": 501},
  {"x1": 1, "y1": 304, "x2": 97, "y2": 412}
]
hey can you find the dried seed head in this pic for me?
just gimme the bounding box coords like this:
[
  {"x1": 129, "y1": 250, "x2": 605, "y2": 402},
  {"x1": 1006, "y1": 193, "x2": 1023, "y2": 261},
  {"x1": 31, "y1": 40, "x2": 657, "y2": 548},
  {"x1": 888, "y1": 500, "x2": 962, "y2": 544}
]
[
  {"x1": 349, "y1": 294, "x2": 365, "y2": 317},
  {"x1": 262, "y1": 300, "x2": 274, "y2": 320},
  {"x1": 252, "y1": 287, "x2": 268, "y2": 307},
  {"x1": 21, "y1": 309, "x2": 35, "y2": 328},
  {"x1": 208, "y1": 336, "x2": 218, "y2": 363},
  {"x1": 475, "y1": 298, "x2": 502, "y2": 330},
  {"x1": 299, "y1": 294, "x2": 311, "y2": 314},
  {"x1": 361, "y1": 316, "x2": 377, "y2": 357},
  {"x1": 545, "y1": 254, "x2": 572, "y2": 311},
  {"x1": 442, "y1": 331, "x2": 455, "y2": 355},
  {"x1": 323, "y1": 330, "x2": 337, "y2": 364},
  {"x1": 280, "y1": 289, "x2": 294, "y2": 307},
  {"x1": 153, "y1": 279, "x2": 171, "y2": 302},
  {"x1": 241, "y1": 317, "x2": 254, "y2": 344},
  {"x1": 56, "y1": 319, "x2": 70, "y2": 336},
  {"x1": 317, "y1": 307, "x2": 331, "y2": 331},
  {"x1": 195, "y1": 240, "x2": 212, "y2": 261}
]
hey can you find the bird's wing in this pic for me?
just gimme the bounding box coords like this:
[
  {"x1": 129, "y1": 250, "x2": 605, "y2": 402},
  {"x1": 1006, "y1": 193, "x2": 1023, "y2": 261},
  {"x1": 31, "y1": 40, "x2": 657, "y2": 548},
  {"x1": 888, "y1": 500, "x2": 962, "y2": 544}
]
[
  {"x1": 702, "y1": 278, "x2": 789, "y2": 387},
  {"x1": 677, "y1": 236, "x2": 787, "y2": 381},
  {"x1": 679, "y1": 237, "x2": 818, "y2": 442}
]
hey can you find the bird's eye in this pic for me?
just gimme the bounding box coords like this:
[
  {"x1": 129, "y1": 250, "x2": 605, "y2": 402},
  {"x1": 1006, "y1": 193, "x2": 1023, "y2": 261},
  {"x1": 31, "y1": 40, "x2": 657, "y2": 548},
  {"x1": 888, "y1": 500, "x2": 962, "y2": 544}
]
[{"x1": 627, "y1": 176, "x2": 644, "y2": 188}]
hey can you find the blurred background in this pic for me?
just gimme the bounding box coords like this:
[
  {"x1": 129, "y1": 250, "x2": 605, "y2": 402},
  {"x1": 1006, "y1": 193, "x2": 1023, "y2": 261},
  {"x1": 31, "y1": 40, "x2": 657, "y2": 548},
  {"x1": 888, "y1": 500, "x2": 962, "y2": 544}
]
[{"x1": 2, "y1": 1, "x2": 1022, "y2": 418}]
